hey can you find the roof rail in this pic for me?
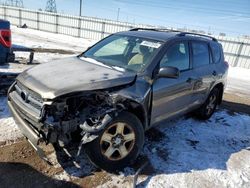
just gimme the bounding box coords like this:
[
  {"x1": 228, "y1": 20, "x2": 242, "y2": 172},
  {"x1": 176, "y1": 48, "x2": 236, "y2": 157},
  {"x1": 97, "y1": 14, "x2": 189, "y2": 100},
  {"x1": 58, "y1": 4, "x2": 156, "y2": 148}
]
[
  {"x1": 129, "y1": 28, "x2": 158, "y2": 31},
  {"x1": 129, "y1": 27, "x2": 181, "y2": 32},
  {"x1": 177, "y1": 32, "x2": 217, "y2": 42},
  {"x1": 129, "y1": 28, "x2": 217, "y2": 42}
]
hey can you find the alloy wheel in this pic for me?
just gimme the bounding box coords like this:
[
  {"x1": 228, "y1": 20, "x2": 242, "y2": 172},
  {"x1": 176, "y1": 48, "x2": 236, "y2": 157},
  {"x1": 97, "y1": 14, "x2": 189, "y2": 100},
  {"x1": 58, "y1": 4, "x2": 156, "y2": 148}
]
[{"x1": 100, "y1": 122, "x2": 135, "y2": 161}]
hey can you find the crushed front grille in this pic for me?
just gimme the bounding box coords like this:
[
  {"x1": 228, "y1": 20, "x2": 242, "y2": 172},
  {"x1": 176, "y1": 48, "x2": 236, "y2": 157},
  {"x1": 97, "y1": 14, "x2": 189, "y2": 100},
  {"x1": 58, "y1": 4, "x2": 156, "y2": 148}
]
[{"x1": 14, "y1": 81, "x2": 43, "y2": 112}]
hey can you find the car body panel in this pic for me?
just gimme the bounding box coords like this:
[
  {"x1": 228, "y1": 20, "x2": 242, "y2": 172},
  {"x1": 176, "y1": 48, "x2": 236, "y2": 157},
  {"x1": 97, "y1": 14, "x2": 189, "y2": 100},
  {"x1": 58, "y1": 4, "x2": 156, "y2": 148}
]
[
  {"x1": 17, "y1": 56, "x2": 136, "y2": 99},
  {"x1": 151, "y1": 69, "x2": 194, "y2": 124}
]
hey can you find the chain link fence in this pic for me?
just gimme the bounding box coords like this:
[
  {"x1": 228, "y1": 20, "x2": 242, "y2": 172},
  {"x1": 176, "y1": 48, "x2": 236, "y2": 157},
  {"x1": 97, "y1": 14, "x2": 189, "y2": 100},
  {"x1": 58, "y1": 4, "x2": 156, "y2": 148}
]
[{"x1": 1, "y1": 5, "x2": 249, "y2": 69}]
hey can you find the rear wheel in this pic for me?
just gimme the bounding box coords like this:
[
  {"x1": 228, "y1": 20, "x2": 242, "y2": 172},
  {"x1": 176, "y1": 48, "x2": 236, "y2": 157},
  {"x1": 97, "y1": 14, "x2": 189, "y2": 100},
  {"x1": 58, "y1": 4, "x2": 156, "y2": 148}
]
[
  {"x1": 196, "y1": 88, "x2": 219, "y2": 120},
  {"x1": 85, "y1": 111, "x2": 144, "y2": 171}
]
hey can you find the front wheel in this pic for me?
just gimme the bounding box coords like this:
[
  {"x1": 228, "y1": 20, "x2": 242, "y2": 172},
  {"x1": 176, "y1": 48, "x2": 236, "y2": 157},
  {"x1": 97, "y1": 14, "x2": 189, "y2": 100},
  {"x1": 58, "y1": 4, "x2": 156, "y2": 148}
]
[
  {"x1": 196, "y1": 88, "x2": 219, "y2": 120},
  {"x1": 84, "y1": 111, "x2": 144, "y2": 171}
]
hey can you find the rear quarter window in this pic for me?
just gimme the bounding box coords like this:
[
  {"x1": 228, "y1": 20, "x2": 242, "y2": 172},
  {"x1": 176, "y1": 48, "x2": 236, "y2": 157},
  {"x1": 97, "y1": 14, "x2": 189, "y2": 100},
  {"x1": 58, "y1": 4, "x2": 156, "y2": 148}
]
[{"x1": 210, "y1": 42, "x2": 221, "y2": 63}]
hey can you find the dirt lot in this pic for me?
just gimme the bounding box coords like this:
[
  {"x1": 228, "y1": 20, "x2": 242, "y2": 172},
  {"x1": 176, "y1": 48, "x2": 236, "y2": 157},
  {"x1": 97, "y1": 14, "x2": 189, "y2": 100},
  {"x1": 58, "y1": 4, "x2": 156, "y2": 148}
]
[{"x1": 0, "y1": 92, "x2": 250, "y2": 188}]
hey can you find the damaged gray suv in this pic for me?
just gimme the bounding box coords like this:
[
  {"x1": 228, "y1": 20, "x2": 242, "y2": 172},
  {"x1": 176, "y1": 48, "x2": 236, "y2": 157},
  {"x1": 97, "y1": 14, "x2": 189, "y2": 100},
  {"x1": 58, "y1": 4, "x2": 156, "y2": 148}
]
[{"x1": 8, "y1": 28, "x2": 228, "y2": 171}]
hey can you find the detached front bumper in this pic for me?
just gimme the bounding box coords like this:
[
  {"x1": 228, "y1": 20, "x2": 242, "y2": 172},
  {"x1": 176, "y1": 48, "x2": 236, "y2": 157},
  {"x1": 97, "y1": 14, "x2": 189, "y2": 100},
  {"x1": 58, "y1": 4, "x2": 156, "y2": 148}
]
[{"x1": 8, "y1": 95, "x2": 51, "y2": 164}]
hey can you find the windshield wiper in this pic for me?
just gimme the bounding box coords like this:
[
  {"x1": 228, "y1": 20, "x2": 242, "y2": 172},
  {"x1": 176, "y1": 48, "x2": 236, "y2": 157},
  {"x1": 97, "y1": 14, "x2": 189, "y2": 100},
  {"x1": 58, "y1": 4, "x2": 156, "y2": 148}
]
[
  {"x1": 109, "y1": 65, "x2": 125, "y2": 72},
  {"x1": 79, "y1": 56, "x2": 125, "y2": 72}
]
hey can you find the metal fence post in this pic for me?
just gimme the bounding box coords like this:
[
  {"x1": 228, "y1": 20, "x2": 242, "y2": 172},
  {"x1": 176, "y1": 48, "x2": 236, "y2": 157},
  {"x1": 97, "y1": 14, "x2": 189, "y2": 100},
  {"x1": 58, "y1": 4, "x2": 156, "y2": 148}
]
[
  {"x1": 101, "y1": 22, "x2": 105, "y2": 39},
  {"x1": 233, "y1": 42, "x2": 244, "y2": 67},
  {"x1": 3, "y1": 6, "x2": 6, "y2": 20},
  {"x1": 37, "y1": 11, "x2": 40, "y2": 30},
  {"x1": 56, "y1": 14, "x2": 59, "y2": 33},
  {"x1": 78, "y1": 17, "x2": 81, "y2": 38},
  {"x1": 19, "y1": 8, "x2": 22, "y2": 27}
]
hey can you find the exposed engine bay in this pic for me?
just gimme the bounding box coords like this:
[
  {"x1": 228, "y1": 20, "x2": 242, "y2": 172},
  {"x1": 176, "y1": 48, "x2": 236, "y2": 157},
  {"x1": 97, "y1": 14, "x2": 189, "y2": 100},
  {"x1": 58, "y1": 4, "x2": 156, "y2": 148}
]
[{"x1": 42, "y1": 90, "x2": 136, "y2": 154}]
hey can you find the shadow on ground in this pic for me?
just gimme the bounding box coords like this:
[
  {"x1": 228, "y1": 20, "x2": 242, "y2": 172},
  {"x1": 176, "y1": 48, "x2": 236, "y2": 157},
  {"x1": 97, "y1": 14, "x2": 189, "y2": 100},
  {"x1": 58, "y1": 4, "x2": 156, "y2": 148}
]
[
  {"x1": 0, "y1": 162, "x2": 79, "y2": 188},
  {"x1": 222, "y1": 100, "x2": 250, "y2": 115}
]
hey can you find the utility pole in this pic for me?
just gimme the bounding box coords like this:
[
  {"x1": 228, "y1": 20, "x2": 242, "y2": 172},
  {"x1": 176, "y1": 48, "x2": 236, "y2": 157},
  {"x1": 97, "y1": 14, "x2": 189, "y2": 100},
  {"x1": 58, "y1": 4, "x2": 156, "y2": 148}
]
[
  {"x1": 79, "y1": 0, "x2": 82, "y2": 17},
  {"x1": 117, "y1": 8, "x2": 120, "y2": 21},
  {"x1": 45, "y1": 0, "x2": 57, "y2": 13},
  {"x1": 5, "y1": 0, "x2": 23, "y2": 7}
]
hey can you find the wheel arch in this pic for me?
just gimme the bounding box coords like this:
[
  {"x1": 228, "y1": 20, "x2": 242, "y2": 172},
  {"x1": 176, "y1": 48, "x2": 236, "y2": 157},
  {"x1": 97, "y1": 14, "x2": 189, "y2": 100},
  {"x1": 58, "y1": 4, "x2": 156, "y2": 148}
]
[
  {"x1": 212, "y1": 82, "x2": 224, "y2": 105},
  {"x1": 123, "y1": 99, "x2": 148, "y2": 130}
]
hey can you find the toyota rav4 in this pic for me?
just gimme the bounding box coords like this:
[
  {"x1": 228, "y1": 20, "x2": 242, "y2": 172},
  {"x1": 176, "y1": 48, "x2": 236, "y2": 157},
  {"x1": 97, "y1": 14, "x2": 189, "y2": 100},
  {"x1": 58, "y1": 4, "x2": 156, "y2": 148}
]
[{"x1": 8, "y1": 28, "x2": 228, "y2": 171}]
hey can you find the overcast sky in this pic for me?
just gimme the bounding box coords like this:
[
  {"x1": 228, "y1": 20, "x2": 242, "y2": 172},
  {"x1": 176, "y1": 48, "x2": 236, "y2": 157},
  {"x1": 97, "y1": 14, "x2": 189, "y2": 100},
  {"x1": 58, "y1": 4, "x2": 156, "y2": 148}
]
[{"x1": 3, "y1": 0, "x2": 250, "y2": 36}]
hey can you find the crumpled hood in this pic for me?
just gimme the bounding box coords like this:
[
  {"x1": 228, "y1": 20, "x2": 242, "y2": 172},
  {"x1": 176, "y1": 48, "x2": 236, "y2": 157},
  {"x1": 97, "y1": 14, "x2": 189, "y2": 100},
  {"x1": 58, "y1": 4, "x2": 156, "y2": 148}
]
[{"x1": 17, "y1": 57, "x2": 136, "y2": 99}]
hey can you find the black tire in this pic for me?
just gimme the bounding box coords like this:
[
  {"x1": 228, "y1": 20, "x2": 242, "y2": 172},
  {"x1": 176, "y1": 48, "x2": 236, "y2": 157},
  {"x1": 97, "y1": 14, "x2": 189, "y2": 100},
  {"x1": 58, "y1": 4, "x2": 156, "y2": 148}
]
[
  {"x1": 196, "y1": 88, "x2": 219, "y2": 120},
  {"x1": 84, "y1": 111, "x2": 144, "y2": 172}
]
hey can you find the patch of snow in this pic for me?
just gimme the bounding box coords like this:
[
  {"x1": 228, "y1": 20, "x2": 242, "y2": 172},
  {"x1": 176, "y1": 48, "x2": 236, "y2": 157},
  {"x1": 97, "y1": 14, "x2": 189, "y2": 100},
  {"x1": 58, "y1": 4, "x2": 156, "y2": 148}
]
[
  {"x1": 226, "y1": 66, "x2": 250, "y2": 97},
  {"x1": 138, "y1": 110, "x2": 250, "y2": 188},
  {"x1": 11, "y1": 26, "x2": 96, "y2": 52},
  {"x1": 1, "y1": 26, "x2": 97, "y2": 73},
  {"x1": 53, "y1": 171, "x2": 71, "y2": 182},
  {"x1": 99, "y1": 110, "x2": 250, "y2": 188},
  {"x1": 0, "y1": 97, "x2": 22, "y2": 145},
  {"x1": 227, "y1": 66, "x2": 250, "y2": 81}
]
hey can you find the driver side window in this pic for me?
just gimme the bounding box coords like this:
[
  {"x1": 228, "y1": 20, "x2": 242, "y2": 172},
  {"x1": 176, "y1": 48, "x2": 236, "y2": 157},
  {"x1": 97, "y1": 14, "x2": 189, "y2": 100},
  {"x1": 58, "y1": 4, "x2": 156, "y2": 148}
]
[{"x1": 160, "y1": 41, "x2": 190, "y2": 71}]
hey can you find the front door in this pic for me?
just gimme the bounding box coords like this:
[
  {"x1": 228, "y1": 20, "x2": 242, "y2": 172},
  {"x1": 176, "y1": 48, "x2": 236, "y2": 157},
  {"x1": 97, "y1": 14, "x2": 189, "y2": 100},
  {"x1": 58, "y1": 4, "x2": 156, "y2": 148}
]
[{"x1": 151, "y1": 41, "x2": 194, "y2": 124}]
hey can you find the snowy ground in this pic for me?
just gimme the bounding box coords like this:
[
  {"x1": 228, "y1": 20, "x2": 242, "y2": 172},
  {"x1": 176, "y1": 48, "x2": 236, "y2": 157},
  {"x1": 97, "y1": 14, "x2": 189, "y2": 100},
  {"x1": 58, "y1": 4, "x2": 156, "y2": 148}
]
[
  {"x1": 0, "y1": 26, "x2": 96, "y2": 73},
  {"x1": 226, "y1": 67, "x2": 250, "y2": 98},
  {"x1": 12, "y1": 26, "x2": 95, "y2": 52},
  {"x1": 44, "y1": 109, "x2": 250, "y2": 188},
  {"x1": 1, "y1": 27, "x2": 250, "y2": 187}
]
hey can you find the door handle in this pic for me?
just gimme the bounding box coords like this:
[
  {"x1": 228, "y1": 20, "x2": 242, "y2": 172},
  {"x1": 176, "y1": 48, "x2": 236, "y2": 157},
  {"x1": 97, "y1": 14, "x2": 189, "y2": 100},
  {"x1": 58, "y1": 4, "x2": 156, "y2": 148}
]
[{"x1": 212, "y1": 71, "x2": 217, "y2": 76}]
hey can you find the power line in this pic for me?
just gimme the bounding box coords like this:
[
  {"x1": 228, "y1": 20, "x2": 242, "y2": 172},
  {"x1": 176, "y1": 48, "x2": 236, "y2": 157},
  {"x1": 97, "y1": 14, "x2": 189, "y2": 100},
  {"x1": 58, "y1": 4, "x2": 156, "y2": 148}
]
[
  {"x1": 117, "y1": 0, "x2": 250, "y2": 15},
  {"x1": 122, "y1": 0, "x2": 250, "y2": 14},
  {"x1": 114, "y1": 0, "x2": 250, "y2": 18},
  {"x1": 45, "y1": 0, "x2": 57, "y2": 13},
  {"x1": 80, "y1": 2, "x2": 245, "y2": 35}
]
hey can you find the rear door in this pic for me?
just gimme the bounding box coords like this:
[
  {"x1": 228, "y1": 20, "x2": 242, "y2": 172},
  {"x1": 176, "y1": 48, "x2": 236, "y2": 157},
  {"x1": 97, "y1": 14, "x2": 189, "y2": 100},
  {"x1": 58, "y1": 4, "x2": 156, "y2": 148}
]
[
  {"x1": 151, "y1": 40, "x2": 195, "y2": 124},
  {"x1": 189, "y1": 40, "x2": 216, "y2": 105}
]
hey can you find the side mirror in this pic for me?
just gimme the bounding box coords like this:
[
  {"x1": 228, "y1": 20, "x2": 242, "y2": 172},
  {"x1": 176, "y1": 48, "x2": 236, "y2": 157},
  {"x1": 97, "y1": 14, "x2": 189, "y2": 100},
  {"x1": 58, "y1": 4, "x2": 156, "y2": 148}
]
[{"x1": 158, "y1": 66, "x2": 180, "y2": 79}]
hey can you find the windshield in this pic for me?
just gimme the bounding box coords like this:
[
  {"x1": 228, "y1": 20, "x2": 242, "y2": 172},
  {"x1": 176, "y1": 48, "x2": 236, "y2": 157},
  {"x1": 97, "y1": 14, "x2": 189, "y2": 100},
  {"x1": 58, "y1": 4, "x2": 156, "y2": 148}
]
[{"x1": 82, "y1": 34, "x2": 163, "y2": 72}]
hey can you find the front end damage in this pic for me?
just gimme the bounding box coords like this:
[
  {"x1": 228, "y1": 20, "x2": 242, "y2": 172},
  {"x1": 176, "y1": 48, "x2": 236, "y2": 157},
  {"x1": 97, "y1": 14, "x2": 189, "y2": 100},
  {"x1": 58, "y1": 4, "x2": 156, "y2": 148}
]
[
  {"x1": 43, "y1": 91, "x2": 126, "y2": 153},
  {"x1": 7, "y1": 80, "x2": 148, "y2": 163}
]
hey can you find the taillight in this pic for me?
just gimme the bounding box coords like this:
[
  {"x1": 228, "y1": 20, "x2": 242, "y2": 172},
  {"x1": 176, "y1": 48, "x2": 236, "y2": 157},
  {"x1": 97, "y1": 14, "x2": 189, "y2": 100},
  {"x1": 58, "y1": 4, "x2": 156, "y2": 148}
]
[{"x1": 0, "y1": 29, "x2": 11, "y2": 48}]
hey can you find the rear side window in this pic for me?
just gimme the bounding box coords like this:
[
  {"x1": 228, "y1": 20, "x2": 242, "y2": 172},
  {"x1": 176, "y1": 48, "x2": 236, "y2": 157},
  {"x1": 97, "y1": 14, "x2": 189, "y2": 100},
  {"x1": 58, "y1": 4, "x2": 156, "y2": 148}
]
[
  {"x1": 192, "y1": 42, "x2": 210, "y2": 68},
  {"x1": 210, "y1": 42, "x2": 221, "y2": 63}
]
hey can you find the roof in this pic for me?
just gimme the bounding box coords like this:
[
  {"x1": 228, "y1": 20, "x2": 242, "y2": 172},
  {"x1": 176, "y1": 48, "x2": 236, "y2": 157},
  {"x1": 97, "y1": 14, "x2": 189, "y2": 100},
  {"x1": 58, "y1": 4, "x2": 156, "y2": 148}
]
[
  {"x1": 116, "y1": 30, "x2": 178, "y2": 42},
  {"x1": 116, "y1": 28, "x2": 217, "y2": 43}
]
